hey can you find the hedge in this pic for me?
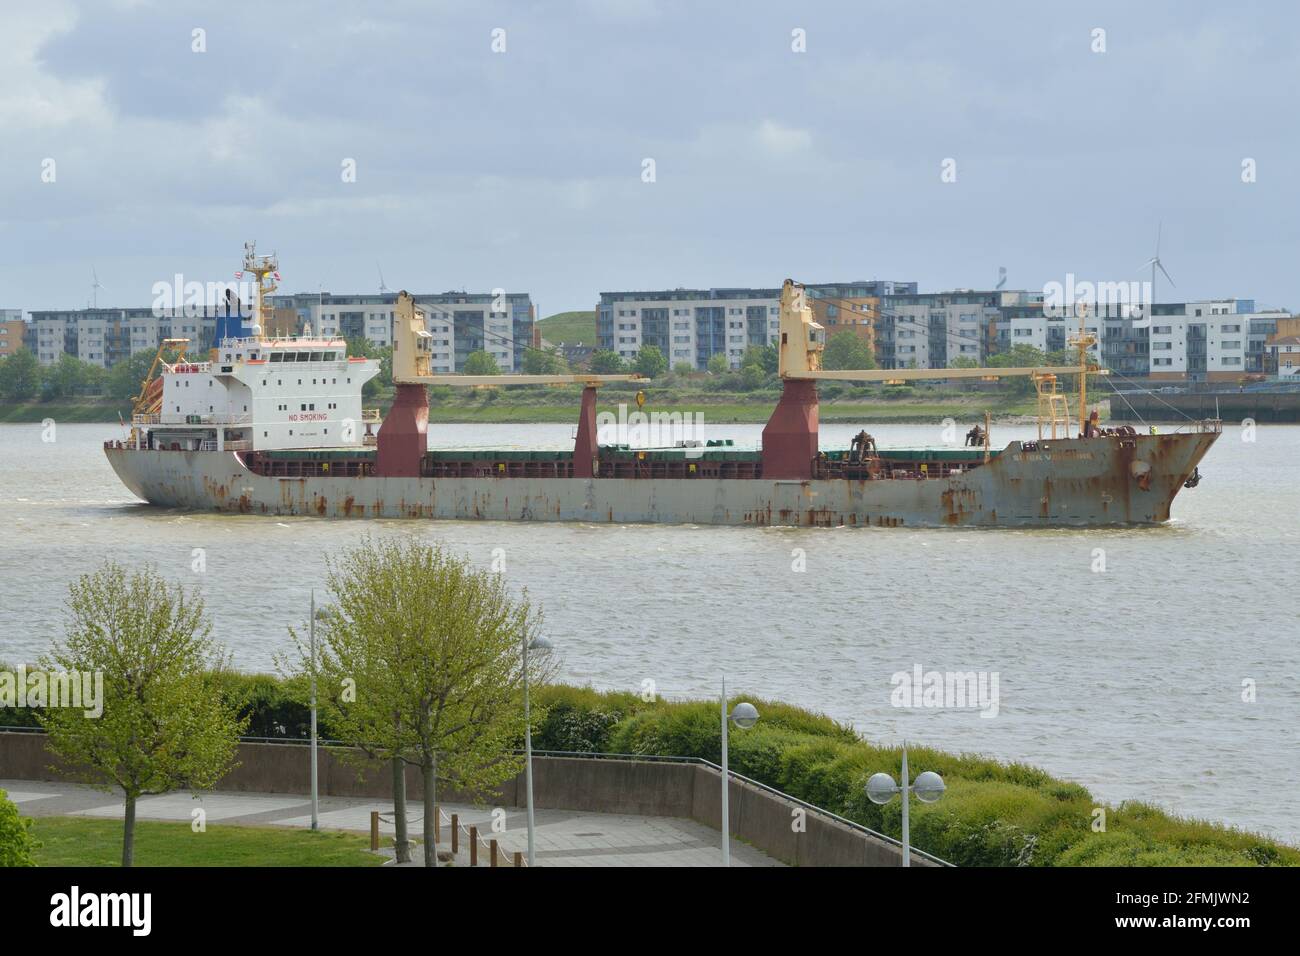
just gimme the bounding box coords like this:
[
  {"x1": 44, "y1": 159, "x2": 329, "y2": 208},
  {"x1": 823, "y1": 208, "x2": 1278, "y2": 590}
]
[{"x1": 3, "y1": 671, "x2": 1294, "y2": 867}]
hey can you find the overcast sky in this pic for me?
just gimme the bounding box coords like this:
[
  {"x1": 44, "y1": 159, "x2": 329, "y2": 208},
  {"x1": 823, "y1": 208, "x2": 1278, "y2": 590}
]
[{"x1": 3, "y1": 0, "x2": 1299, "y2": 316}]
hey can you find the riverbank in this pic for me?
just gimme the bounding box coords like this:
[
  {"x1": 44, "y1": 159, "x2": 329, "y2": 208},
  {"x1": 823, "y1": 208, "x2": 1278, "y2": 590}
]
[
  {"x1": 0, "y1": 393, "x2": 1056, "y2": 426},
  {"x1": 5, "y1": 676, "x2": 1291, "y2": 866}
]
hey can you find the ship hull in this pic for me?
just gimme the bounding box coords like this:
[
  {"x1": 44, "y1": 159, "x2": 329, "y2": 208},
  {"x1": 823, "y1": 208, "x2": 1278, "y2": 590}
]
[{"x1": 105, "y1": 431, "x2": 1217, "y2": 527}]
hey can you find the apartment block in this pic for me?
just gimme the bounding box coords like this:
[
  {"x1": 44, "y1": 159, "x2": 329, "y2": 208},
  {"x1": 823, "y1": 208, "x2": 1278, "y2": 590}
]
[
  {"x1": 0, "y1": 310, "x2": 24, "y2": 358},
  {"x1": 597, "y1": 281, "x2": 916, "y2": 370},
  {"x1": 272, "y1": 291, "x2": 536, "y2": 373}
]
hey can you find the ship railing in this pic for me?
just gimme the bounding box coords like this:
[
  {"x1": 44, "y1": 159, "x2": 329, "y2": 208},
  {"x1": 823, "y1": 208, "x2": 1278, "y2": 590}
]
[
  {"x1": 362, "y1": 434, "x2": 378, "y2": 446},
  {"x1": 224, "y1": 440, "x2": 252, "y2": 451},
  {"x1": 361, "y1": 408, "x2": 382, "y2": 423},
  {"x1": 131, "y1": 413, "x2": 160, "y2": 425}
]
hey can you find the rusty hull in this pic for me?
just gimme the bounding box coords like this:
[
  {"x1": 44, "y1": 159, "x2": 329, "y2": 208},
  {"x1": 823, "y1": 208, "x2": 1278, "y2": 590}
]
[{"x1": 104, "y1": 430, "x2": 1218, "y2": 528}]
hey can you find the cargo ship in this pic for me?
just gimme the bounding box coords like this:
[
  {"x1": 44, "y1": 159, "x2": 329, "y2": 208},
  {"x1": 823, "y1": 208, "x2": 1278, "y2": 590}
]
[{"x1": 105, "y1": 247, "x2": 1219, "y2": 527}]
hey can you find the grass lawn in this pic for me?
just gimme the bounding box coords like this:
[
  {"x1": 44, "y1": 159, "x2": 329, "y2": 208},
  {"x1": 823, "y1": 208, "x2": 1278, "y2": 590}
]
[
  {"x1": 537, "y1": 310, "x2": 596, "y2": 345},
  {"x1": 31, "y1": 816, "x2": 385, "y2": 867}
]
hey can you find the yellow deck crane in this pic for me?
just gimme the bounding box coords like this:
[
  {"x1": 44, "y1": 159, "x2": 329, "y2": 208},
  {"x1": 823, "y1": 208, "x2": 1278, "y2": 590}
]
[
  {"x1": 761, "y1": 280, "x2": 1108, "y2": 477},
  {"x1": 376, "y1": 291, "x2": 643, "y2": 477}
]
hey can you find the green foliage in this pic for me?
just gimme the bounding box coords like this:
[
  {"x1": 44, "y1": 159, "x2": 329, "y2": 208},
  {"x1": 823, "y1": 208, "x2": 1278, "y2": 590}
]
[
  {"x1": 461, "y1": 350, "x2": 501, "y2": 376},
  {"x1": 0, "y1": 348, "x2": 42, "y2": 401},
  {"x1": 822, "y1": 330, "x2": 876, "y2": 371},
  {"x1": 0, "y1": 788, "x2": 38, "y2": 867},
  {"x1": 41, "y1": 353, "x2": 105, "y2": 400},
  {"x1": 521, "y1": 348, "x2": 569, "y2": 375},
  {"x1": 38, "y1": 563, "x2": 247, "y2": 866},
  {"x1": 987, "y1": 344, "x2": 1048, "y2": 395},
  {"x1": 743, "y1": 343, "x2": 778, "y2": 374},
  {"x1": 633, "y1": 344, "x2": 668, "y2": 379},
  {"x1": 589, "y1": 349, "x2": 627, "y2": 374},
  {"x1": 706, "y1": 353, "x2": 730, "y2": 375},
  {"x1": 672, "y1": 361, "x2": 695, "y2": 376},
  {"x1": 537, "y1": 310, "x2": 596, "y2": 345}
]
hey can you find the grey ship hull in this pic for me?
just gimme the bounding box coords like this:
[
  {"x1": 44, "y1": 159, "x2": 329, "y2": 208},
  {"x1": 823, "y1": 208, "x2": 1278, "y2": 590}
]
[{"x1": 105, "y1": 430, "x2": 1217, "y2": 527}]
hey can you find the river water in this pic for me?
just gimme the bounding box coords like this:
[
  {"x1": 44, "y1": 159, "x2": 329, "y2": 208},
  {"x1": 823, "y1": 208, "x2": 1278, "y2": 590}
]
[{"x1": 1, "y1": 420, "x2": 1297, "y2": 842}]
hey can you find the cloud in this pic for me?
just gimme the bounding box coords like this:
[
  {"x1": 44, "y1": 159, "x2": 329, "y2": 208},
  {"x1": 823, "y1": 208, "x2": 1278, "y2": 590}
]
[{"x1": 755, "y1": 119, "x2": 811, "y2": 155}]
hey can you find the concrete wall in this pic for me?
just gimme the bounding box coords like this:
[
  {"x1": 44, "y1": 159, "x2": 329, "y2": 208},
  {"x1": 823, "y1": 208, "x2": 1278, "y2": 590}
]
[{"x1": 0, "y1": 733, "x2": 935, "y2": 867}]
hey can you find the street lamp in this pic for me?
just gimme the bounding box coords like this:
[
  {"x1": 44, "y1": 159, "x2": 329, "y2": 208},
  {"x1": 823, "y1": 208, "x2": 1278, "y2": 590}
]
[
  {"x1": 523, "y1": 634, "x2": 552, "y2": 867},
  {"x1": 720, "y1": 677, "x2": 759, "y2": 867},
  {"x1": 866, "y1": 742, "x2": 945, "y2": 866},
  {"x1": 308, "y1": 591, "x2": 328, "y2": 831}
]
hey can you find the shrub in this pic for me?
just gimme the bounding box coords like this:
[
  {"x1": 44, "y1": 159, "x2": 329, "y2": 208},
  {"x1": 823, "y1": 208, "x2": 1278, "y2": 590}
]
[{"x1": 0, "y1": 789, "x2": 38, "y2": 866}]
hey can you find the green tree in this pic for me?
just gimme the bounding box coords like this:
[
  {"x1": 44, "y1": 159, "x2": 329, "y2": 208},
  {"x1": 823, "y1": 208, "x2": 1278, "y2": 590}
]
[
  {"x1": 462, "y1": 350, "x2": 501, "y2": 376},
  {"x1": 589, "y1": 350, "x2": 627, "y2": 375},
  {"x1": 988, "y1": 343, "x2": 1049, "y2": 395},
  {"x1": 0, "y1": 789, "x2": 38, "y2": 866},
  {"x1": 106, "y1": 346, "x2": 182, "y2": 402},
  {"x1": 38, "y1": 564, "x2": 246, "y2": 867},
  {"x1": 740, "y1": 363, "x2": 767, "y2": 390},
  {"x1": 295, "y1": 541, "x2": 546, "y2": 868},
  {"x1": 743, "y1": 343, "x2": 778, "y2": 374},
  {"x1": 521, "y1": 348, "x2": 569, "y2": 375},
  {"x1": 41, "y1": 353, "x2": 104, "y2": 400},
  {"x1": 822, "y1": 330, "x2": 876, "y2": 371},
  {"x1": 949, "y1": 356, "x2": 979, "y2": 369},
  {"x1": 707, "y1": 353, "x2": 730, "y2": 375},
  {"x1": 672, "y1": 361, "x2": 695, "y2": 376},
  {"x1": 633, "y1": 344, "x2": 668, "y2": 379},
  {"x1": 0, "y1": 348, "x2": 41, "y2": 401}
]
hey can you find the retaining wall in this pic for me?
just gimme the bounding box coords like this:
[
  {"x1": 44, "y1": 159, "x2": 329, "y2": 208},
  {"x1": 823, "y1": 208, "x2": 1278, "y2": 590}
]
[{"x1": 0, "y1": 732, "x2": 933, "y2": 867}]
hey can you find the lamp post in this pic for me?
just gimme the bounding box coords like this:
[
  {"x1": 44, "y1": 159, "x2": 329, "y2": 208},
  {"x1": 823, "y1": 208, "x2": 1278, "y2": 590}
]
[
  {"x1": 866, "y1": 742, "x2": 945, "y2": 866},
  {"x1": 308, "y1": 591, "x2": 328, "y2": 831},
  {"x1": 720, "y1": 677, "x2": 759, "y2": 867},
  {"x1": 523, "y1": 634, "x2": 552, "y2": 867}
]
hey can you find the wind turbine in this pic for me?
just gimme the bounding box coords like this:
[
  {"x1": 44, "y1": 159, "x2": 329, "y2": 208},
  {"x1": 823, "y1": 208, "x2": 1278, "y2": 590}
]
[
  {"x1": 91, "y1": 268, "x2": 106, "y2": 309},
  {"x1": 377, "y1": 264, "x2": 391, "y2": 296},
  {"x1": 1138, "y1": 223, "x2": 1175, "y2": 320}
]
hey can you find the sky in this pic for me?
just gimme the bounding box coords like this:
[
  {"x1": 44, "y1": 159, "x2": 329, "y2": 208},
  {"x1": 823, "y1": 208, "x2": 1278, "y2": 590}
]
[{"x1": 3, "y1": 0, "x2": 1299, "y2": 316}]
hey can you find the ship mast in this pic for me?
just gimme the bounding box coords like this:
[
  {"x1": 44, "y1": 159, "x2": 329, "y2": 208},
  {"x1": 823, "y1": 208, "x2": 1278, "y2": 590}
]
[
  {"x1": 241, "y1": 241, "x2": 279, "y2": 338},
  {"x1": 1069, "y1": 301, "x2": 1098, "y2": 436}
]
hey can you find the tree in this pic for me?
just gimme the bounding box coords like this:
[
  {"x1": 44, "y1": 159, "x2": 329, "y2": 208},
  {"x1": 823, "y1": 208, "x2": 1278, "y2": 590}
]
[
  {"x1": 707, "y1": 353, "x2": 730, "y2": 375},
  {"x1": 988, "y1": 343, "x2": 1049, "y2": 395},
  {"x1": 633, "y1": 344, "x2": 668, "y2": 379},
  {"x1": 521, "y1": 348, "x2": 569, "y2": 375},
  {"x1": 38, "y1": 564, "x2": 246, "y2": 867},
  {"x1": 41, "y1": 353, "x2": 104, "y2": 400},
  {"x1": 589, "y1": 350, "x2": 627, "y2": 375},
  {"x1": 822, "y1": 330, "x2": 876, "y2": 371},
  {"x1": 106, "y1": 346, "x2": 182, "y2": 402},
  {"x1": 949, "y1": 356, "x2": 979, "y2": 369},
  {"x1": 743, "y1": 343, "x2": 778, "y2": 374},
  {"x1": 0, "y1": 789, "x2": 38, "y2": 866},
  {"x1": 672, "y1": 361, "x2": 695, "y2": 376},
  {"x1": 0, "y1": 348, "x2": 41, "y2": 401},
  {"x1": 462, "y1": 350, "x2": 501, "y2": 375},
  {"x1": 297, "y1": 540, "x2": 546, "y2": 868}
]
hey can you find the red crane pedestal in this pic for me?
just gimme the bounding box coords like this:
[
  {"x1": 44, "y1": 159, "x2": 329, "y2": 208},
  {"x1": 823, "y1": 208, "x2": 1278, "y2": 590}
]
[
  {"x1": 375, "y1": 383, "x2": 428, "y2": 477},
  {"x1": 573, "y1": 386, "x2": 599, "y2": 478},
  {"x1": 761, "y1": 378, "x2": 819, "y2": 480}
]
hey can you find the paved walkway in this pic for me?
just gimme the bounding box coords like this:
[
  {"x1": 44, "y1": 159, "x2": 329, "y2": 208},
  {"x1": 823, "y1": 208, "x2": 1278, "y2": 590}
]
[{"x1": 2, "y1": 779, "x2": 780, "y2": 867}]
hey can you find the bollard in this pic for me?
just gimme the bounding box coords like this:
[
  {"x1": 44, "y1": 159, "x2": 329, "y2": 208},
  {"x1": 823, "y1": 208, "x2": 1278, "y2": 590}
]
[
  {"x1": 451, "y1": 815, "x2": 459, "y2": 854},
  {"x1": 469, "y1": 826, "x2": 479, "y2": 866},
  {"x1": 370, "y1": 811, "x2": 379, "y2": 852},
  {"x1": 490, "y1": 839, "x2": 499, "y2": 867},
  {"x1": 434, "y1": 805, "x2": 441, "y2": 844},
  {"x1": 513, "y1": 851, "x2": 523, "y2": 868}
]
